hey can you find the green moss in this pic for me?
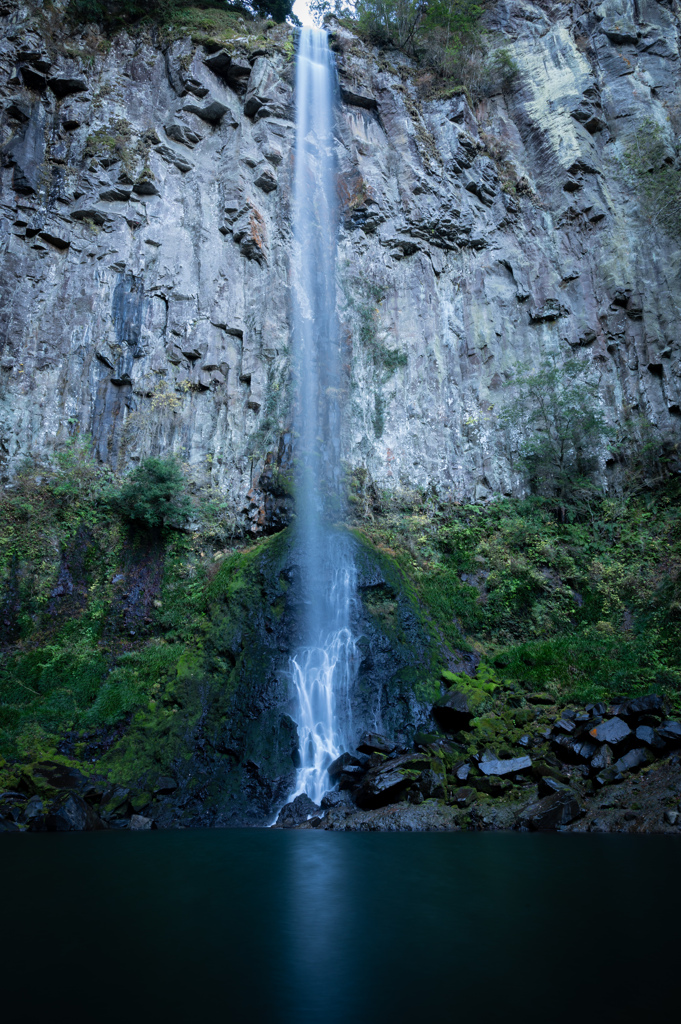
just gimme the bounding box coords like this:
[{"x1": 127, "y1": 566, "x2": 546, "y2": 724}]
[
  {"x1": 439, "y1": 666, "x2": 498, "y2": 716},
  {"x1": 359, "y1": 481, "x2": 681, "y2": 710}
]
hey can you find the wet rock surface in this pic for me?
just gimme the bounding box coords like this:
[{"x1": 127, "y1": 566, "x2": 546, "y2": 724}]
[{"x1": 285, "y1": 690, "x2": 681, "y2": 833}]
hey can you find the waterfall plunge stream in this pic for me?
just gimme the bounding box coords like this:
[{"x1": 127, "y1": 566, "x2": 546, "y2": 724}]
[{"x1": 288, "y1": 27, "x2": 359, "y2": 808}]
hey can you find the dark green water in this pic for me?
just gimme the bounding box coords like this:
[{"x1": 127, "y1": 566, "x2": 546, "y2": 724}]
[{"x1": 1, "y1": 832, "x2": 678, "y2": 1022}]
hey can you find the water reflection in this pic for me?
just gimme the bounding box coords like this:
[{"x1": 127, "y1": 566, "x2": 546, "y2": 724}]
[{"x1": 0, "y1": 832, "x2": 679, "y2": 1023}]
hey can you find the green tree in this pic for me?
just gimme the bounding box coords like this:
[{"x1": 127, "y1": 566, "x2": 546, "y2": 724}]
[
  {"x1": 112, "y1": 457, "x2": 192, "y2": 531},
  {"x1": 623, "y1": 118, "x2": 681, "y2": 239},
  {"x1": 500, "y1": 358, "x2": 614, "y2": 504},
  {"x1": 355, "y1": 0, "x2": 427, "y2": 52}
]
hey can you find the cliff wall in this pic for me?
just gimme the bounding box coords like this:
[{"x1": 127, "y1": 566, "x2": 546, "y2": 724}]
[{"x1": 1, "y1": 0, "x2": 680, "y2": 522}]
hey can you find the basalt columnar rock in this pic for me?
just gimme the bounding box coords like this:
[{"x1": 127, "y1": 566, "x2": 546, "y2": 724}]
[{"x1": 0, "y1": 1, "x2": 680, "y2": 527}]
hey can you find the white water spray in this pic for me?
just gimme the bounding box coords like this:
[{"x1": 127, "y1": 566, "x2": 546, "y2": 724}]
[{"x1": 288, "y1": 28, "x2": 359, "y2": 807}]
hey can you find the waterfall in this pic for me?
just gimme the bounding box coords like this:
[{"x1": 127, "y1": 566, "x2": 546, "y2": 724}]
[{"x1": 287, "y1": 27, "x2": 358, "y2": 808}]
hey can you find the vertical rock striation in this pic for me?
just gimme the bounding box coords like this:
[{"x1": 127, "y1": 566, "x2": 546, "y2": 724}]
[{"x1": 0, "y1": 0, "x2": 679, "y2": 524}]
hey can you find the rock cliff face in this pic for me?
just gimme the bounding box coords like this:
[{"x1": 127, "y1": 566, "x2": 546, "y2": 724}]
[{"x1": 1, "y1": 0, "x2": 680, "y2": 521}]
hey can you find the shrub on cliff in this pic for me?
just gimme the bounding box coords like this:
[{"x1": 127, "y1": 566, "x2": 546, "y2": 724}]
[
  {"x1": 110, "y1": 457, "x2": 192, "y2": 531},
  {"x1": 499, "y1": 357, "x2": 614, "y2": 507}
]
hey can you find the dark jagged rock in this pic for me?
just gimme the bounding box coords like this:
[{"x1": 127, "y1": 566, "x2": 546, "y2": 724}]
[
  {"x1": 538, "y1": 776, "x2": 576, "y2": 799},
  {"x1": 48, "y1": 76, "x2": 87, "y2": 98},
  {"x1": 182, "y1": 99, "x2": 232, "y2": 125},
  {"x1": 154, "y1": 777, "x2": 178, "y2": 794},
  {"x1": 46, "y1": 793, "x2": 105, "y2": 832},
  {"x1": 636, "y1": 726, "x2": 666, "y2": 750},
  {"x1": 30, "y1": 761, "x2": 90, "y2": 791},
  {"x1": 328, "y1": 752, "x2": 363, "y2": 779},
  {"x1": 658, "y1": 721, "x2": 681, "y2": 743},
  {"x1": 612, "y1": 694, "x2": 664, "y2": 717},
  {"x1": 204, "y1": 49, "x2": 251, "y2": 90},
  {"x1": 356, "y1": 732, "x2": 396, "y2": 755},
  {"x1": 275, "y1": 793, "x2": 320, "y2": 828},
  {"x1": 590, "y1": 744, "x2": 614, "y2": 772},
  {"x1": 433, "y1": 689, "x2": 474, "y2": 731},
  {"x1": 320, "y1": 790, "x2": 351, "y2": 810},
  {"x1": 354, "y1": 753, "x2": 429, "y2": 809},
  {"x1": 552, "y1": 733, "x2": 598, "y2": 763},
  {"x1": 522, "y1": 790, "x2": 582, "y2": 831},
  {"x1": 337, "y1": 765, "x2": 366, "y2": 789},
  {"x1": 100, "y1": 781, "x2": 132, "y2": 814},
  {"x1": 614, "y1": 748, "x2": 655, "y2": 773},
  {"x1": 417, "y1": 768, "x2": 446, "y2": 799}
]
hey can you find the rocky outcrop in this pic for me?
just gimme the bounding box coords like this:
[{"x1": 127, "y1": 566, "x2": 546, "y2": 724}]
[
  {"x1": 280, "y1": 689, "x2": 681, "y2": 833},
  {"x1": 0, "y1": 1, "x2": 679, "y2": 524}
]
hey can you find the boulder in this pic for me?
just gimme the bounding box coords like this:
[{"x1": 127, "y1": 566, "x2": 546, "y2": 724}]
[
  {"x1": 590, "y1": 744, "x2": 614, "y2": 771},
  {"x1": 46, "y1": 793, "x2": 104, "y2": 832},
  {"x1": 320, "y1": 790, "x2": 351, "y2": 810},
  {"x1": 100, "y1": 785, "x2": 130, "y2": 819},
  {"x1": 275, "y1": 793, "x2": 320, "y2": 827},
  {"x1": 623, "y1": 694, "x2": 664, "y2": 716},
  {"x1": 614, "y1": 747, "x2": 654, "y2": 773},
  {"x1": 354, "y1": 753, "x2": 428, "y2": 809},
  {"x1": 635, "y1": 725, "x2": 666, "y2": 750},
  {"x1": 538, "y1": 776, "x2": 576, "y2": 799},
  {"x1": 589, "y1": 716, "x2": 632, "y2": 747},
  {"x1": 130, "y1": 814, "x2": 153, "y2": 830},
  {"x1": 658, "y1": 721, "x2": 681, "y2": 743},
  {"x1": 356, "y1": 731, "x2": 396, "y2": 755},
  {"x1": 337, "y1": 765, "x2": 366, "y2": 789},
  {"x1": 31, "y1": 761, "x2": 90, "y2": 791},
  {"x1": 328, "y1": 752, "x2": 362, "y2": 778},
  {"x1": 433, "y1": 688, "x2": 474, "y2": 731},
  {"x1": 453, "y1": 786, "x2": 476, "y2": 807},
  {"x1": 522, "y1": 790, "x2": 582, "y2": 830},
  {"x1": 478, "y1": 755, "x2": 532, "y2": 776},
  {"x1": 417, "y1": 768, "x2": 446, "y2": 799},
  {"x1": 21, "y1": 796, "x2": 45, "y2": 829}
]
